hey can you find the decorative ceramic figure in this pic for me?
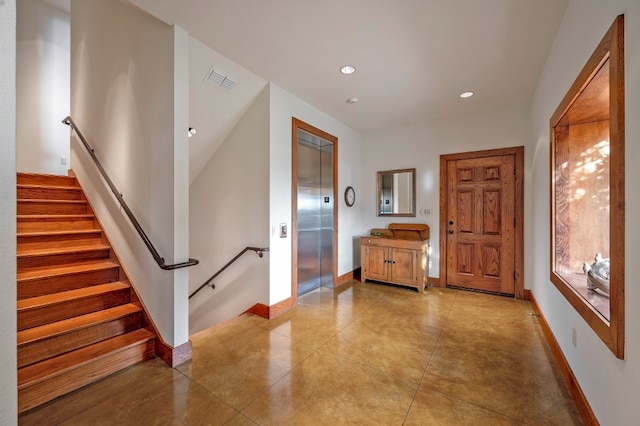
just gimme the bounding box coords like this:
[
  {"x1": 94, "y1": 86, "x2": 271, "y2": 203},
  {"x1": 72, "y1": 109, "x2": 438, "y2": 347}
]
[{"x1": 583, "y1": 253, "x2": 610, "y2": 296}]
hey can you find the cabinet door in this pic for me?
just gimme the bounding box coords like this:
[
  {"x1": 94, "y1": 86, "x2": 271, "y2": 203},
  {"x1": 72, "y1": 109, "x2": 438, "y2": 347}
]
[
  {"x1": 365, "y1": 246, "x2": 389, "y2": 281},
  {"x1": 390, "y1": 248, "x2": 417, "y2": 285}
]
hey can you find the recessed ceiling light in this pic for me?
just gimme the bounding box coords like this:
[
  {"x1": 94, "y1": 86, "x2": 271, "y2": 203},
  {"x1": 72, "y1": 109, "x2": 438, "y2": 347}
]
[
  {"x1": 340, "y1": 65, "x2": 356, "y2": 75},
  {"x1": 346, "y1": 97, "x2": 359, "y2": 104},
  {"x1": 459, "y1": 91, "x2": 474, "y2": 98}
]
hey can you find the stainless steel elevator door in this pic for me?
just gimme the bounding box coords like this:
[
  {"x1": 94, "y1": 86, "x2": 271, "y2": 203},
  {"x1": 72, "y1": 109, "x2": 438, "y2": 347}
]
[{"x1": 297, "y1": 129, "x2": 334, "y2": 296}]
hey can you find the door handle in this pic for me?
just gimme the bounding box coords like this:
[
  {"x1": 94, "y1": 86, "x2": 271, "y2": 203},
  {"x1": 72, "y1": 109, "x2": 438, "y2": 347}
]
[{"x1": 448, "y1": 229, "x2": 454, "y2": 234}]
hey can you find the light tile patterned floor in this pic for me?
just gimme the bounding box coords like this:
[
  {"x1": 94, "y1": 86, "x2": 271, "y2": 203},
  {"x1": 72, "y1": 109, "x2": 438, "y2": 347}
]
[{"x1": 19, "y1": 281, "x2": 582, "y2": 425}]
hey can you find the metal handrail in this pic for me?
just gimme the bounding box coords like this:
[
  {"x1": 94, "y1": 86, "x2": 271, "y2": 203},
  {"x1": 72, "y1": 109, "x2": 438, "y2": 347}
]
[
  {"x1": 189, "y1": 247, "x2": 269, "y2": 299},
  {"x1": 62, "y1": 116, "x2": 199, "y2": 270}
]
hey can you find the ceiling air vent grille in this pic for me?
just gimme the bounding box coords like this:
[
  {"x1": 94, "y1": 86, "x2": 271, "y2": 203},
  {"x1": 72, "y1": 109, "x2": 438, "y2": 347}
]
[{"x1": 205, "y1": 67, "x2": 237, "y2": 90}]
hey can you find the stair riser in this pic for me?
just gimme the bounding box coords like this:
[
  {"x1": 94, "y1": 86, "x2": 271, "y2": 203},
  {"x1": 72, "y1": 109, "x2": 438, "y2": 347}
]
[
  {"x1": 18, "y1": 249, "x2": 110, "y2": 271},
  {"x1": 18, "y1": 267, "x2": 120, "y2": 299},
  {"x1": 18, "y1": 313, "x2": 142, "y2": 368},
  {"x1": 18, "y1": 201, "x2": 88, "y2": 215},
  {"x1": 18, "y1": 232, "x2": 102, "y2": 251},
  {"x1": 17, "y1": 173, "x2": 77, "y2": 188},
  {"x1": 18, "y1": 288, "x2": 131, "y2": 331},
  {"x1": 18, "y1": 338, "x2": 155, "y2": 413},
  {"x1": 18, "y1": 187, "x2": 83, "y2": 201},
  {"x1": 18, "y1": 217, "x2": 95, "y2": 233},
  {"x1": 15, "y1": 174, "x2": 158, "y2": 414}
]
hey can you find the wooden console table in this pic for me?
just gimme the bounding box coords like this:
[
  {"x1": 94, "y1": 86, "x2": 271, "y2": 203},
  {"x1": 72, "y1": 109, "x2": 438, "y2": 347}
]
[{"x1": 361, "y1": 223, "x2": 429, "y2": 293}]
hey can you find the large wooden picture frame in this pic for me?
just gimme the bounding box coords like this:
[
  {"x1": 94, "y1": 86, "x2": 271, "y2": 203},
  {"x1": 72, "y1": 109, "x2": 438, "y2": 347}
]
[{"x1": 550, "y1": 15, "x2": 624, "y2": 358}]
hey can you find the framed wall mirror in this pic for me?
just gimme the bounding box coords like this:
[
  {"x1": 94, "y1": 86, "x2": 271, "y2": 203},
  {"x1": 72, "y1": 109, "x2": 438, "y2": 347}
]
[
  {"x1": 550, "y1": 15, "x2": 624, "y2": 358},
  {"x1": 377, "y1": 168, "x2": 416, "y2": 217}
]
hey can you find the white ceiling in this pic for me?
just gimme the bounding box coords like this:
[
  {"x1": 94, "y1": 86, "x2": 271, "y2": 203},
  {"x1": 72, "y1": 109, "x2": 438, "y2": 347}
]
[{"x1": 129, "y1": 0, "x2": 568, "y2": 134}]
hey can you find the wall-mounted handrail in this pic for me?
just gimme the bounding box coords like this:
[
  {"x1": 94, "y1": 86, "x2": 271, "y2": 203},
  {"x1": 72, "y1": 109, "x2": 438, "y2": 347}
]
[
  {"x1": 189, "y1": 247, "x2": 269, "y2": 299},
  {"x1": 62, "y1": 116, "x2": 199, "y2": 270}
]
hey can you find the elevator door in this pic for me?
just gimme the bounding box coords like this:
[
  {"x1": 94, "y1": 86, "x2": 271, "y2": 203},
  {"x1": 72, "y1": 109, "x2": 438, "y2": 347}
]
[{"x1": 297, "y1": 129, "x2": 334, "y2": 296}]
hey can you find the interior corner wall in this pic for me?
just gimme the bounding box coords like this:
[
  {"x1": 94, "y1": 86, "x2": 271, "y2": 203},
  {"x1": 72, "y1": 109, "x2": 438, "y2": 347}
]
[
  {"x1": 70, "y1": 0, "x2": 189, "y2": 347},
  {"x1": 0, "y1": 0, "x2": 18, "y2": 422},
  {"x1": 530, "y1": 0, "x2": 640, "y2": 423},
  {"x1": 360, "y1": 104, "x2": 531, "y2": 278},
  {"x1": 17, "y1": 0, "x2": 70, "y2": 175},
  {"x1": 269, "y1": 83, "x2": 363, "y2": 305},
  {"x1": 188, "y1": 86, "x2": 270, "y2": 334}
]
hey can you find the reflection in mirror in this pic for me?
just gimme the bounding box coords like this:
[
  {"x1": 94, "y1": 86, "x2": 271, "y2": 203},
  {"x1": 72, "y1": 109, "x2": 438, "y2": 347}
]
[{"x1": 377, "y1": 168, "x2": 416, "y2": 217}]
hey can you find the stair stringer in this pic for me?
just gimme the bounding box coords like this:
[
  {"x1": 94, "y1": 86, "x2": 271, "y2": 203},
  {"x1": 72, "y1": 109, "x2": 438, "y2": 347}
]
[{"x1": 68, "y1": 170, "x2": 193, "y2": 367}]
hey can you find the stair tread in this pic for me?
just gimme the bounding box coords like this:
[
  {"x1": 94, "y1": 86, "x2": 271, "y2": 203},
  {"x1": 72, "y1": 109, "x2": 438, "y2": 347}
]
[
  {"x1": 17, "y1": 184, "x2": 81, "y2": 191},
  {"x1": 18, "y1": 172, "x2": 77, "y2": 180},
  {"x1": 17, "y1": 244, "x2": 110, "y2": 257},
  {"x1": 18, "y1": 214, "x2": 94, "y2": 220},
  {"x1": 18, "y1": 303, "x2": 142, "y2": 346},
  {"x1": 18, "y1": 199, "x2": 87, "y2": 204},
  {"x1": 18, "y1": 328, "x2": 154, "y2": 386},
  {"x1": 18, "y1": 282, "x2": 130, "y2": 311},
  {"x1": 18, "y1": 229, "x2": 101, "y2": 238},
  {"x1": 17, "y1": 260, "x2": 119, "y2": 282}
]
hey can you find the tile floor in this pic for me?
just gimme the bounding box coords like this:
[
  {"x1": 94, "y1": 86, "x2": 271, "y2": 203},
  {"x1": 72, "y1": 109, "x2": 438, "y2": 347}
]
[{"x1": 19, "y1": 281, "x2": 582, "y2": 425}]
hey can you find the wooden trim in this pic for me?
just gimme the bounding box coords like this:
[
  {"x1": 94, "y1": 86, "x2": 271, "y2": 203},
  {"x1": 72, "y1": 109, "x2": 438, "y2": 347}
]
[
  {"x1": 155, "y1": 338, "x2": 192, "y2": 368},
  {"x1": 246, "y1": 303, "x2": 270, "y2": 319},
  {"x1": 336, "y1": 271, "x2": 354, "y2": 287},
  {"x1": 269, "y1": 297, "x2": 294, "y2": 319},
  {"x1": 244, "y1": 299, "x2": 294, "y2": 320},
  {"x1": 291, "y1": 118, "x2": 339, "y2": 303},
  {"x1": 190, "y1": 313, "x2": 254, "y2": 340},
  {"x1": 438, "y1": 156, "x2": 448, "y2": 289},
  {"x1": 291, "y1": 119, "x2": 299, "y2": 306},
  {"x1": 439, "y1": 146, "x2": 525, "y2": 298},
  {"x1": 548, "y1": 15, "x2": 624, "y2": 359},
  {"x1": 529, "y1": 292, "x2": 599, "y2": 426},
  {"x1": 513, "y1": 146, "x2": 525, "y2": 299},
  {"x1": 428, "y1": 276, "x2": 440, "y2": 287},
  {"x1": 523, "y1": 289, "x2": 532, "y2": 301}
]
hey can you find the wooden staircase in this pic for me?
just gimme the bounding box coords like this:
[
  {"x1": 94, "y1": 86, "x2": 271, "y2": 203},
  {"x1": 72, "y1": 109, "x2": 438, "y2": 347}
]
[{"x1": 17, "y1": 172, "x2": 156, "y2": 413}]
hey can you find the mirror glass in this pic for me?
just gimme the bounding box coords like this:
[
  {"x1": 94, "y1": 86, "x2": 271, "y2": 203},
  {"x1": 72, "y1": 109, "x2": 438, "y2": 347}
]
[{"x1": 377, "y1": 168, "x2": 416, "y2": 217}]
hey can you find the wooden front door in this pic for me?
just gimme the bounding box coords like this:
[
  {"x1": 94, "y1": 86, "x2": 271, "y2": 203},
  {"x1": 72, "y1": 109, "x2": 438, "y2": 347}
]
[{"x1": 442, "y1": 148, "x2": 523, "y2": 296}]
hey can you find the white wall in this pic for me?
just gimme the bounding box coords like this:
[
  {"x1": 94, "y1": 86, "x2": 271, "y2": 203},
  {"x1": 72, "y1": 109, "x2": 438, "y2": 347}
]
[
  {"x1": 361, "y1": 104, "x2": 531, "y2": 277},
  {"x1": 269, "y1": 83, "x2": 363, "y2": 305},
  {"x1": 70, "y1": 0, "x2": 190, "y2": 347},
  {"x1": 530, "y1": 1, "x2": 640, "y2": 424},
  {"x1": 189, "y1": 87, "x2": 270, "y2": 334},
  {"x1": 17, "y1": 0, "x2": 70, "y2": 175},
  {"x1": 0, "y1": 1, "x2": 18, "y2": 422}
]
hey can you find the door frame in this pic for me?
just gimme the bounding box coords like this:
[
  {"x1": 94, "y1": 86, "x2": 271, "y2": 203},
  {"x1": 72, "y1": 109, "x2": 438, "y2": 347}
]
[
  {"x1": 439, "y1": 146, "x2": 524, "y2": 299},
  {"x1": 291, "y1": 118, "x2": 338, "y2": 304}
]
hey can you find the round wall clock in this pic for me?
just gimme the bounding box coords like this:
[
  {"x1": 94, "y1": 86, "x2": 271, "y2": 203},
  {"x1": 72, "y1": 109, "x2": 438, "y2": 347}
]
[{"x1": 344, "y1": 186, "x2": 355, "y2": 207}]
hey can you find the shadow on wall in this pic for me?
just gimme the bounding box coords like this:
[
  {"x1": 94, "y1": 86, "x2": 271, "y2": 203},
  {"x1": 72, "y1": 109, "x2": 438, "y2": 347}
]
[{"x1": 352, "y1": 236, "x2": 361, "y2": 270}]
